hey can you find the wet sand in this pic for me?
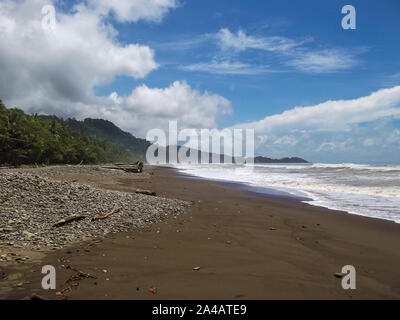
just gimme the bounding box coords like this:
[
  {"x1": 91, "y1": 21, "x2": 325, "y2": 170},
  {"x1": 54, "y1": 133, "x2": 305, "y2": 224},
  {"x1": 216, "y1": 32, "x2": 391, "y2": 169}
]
[{"x1": 1, "y1": 166, "x2": 400, "y2": 299}]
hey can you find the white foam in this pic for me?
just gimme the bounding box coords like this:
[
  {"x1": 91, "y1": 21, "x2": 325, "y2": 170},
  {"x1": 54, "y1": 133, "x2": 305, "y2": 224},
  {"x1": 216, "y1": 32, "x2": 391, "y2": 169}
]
[{"x1": 174, "y1": 163, "x2": 400, "y2": 224}]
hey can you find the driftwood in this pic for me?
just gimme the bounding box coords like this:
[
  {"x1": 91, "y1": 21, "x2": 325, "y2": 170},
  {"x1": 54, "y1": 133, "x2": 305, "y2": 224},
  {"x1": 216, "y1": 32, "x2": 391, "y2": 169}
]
[
  {"x1": 91, "y1": 207, "x2": 121, "y2": 221},
  {"x1": 59, "y1": 267, "x2": 97, "y2": 295},
  {"x1": 134, "y1": 189, "x2": 156, "y2": 196},
  {"x1": 53, "y1": 214, "x2": 86, "y2": 227},
  {"x1": 101, "y1": 161, "x2": 144, "y2": 173}
]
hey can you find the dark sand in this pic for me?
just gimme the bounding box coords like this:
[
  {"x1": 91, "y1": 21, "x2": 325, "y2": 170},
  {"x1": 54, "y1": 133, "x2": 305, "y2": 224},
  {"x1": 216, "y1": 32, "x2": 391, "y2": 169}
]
[{"x1": 1, "y1": 166, "x2": 400, "y2": 299}]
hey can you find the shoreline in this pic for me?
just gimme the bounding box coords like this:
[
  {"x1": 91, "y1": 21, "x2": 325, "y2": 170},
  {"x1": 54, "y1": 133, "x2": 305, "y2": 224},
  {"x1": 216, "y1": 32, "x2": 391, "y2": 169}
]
[
  {"x1": 172, "y1": 165, "x2": 400, "y2": 225},
  {"x1": 1, "y1": 165, "x2": 400, "y2": 299},
  {"x1": 175, "y1": 168, "x2": 311, "y2": 202}
]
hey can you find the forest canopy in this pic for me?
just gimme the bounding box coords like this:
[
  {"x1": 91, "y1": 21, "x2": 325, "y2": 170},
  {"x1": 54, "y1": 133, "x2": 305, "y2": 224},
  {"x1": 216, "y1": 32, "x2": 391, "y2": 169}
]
[{"x1": 0, "y1": 100, "x2": 134, "y2": 166}]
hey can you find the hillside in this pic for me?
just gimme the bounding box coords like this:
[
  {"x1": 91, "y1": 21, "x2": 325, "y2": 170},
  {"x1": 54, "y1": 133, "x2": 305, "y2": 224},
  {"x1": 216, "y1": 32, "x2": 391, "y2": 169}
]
[
  {"x1": 0, "y1": 101, "x2": 134, "y2": 166},
  {"x1": 253, "y1": 156, "x2": 308, "y2": 164},
  {"x1": 55, "y1": 118, "x2": 150, "y2": 160},
  {"x1": 1, "y1": 99, "x2": 308, "y2": 166}
]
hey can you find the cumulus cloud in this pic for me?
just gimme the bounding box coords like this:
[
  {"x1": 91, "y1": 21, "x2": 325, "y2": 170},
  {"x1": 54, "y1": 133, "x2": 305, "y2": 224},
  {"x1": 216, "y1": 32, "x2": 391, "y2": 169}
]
[
  {"x1": 0, "y1": 0, "x2": 158, "y2": 112},
  {"x1": 235, "y1": 86, "x2": 400, "y2": 133},
  {"x1": 233, "y1": 86, "x2": 400, "y2": 162},
  {"x1": 93, "y1": 81, "x2": 232, "y2": 136},
  {"x1": 0, "y1": 0, "x2": 232, "y2": 136}
]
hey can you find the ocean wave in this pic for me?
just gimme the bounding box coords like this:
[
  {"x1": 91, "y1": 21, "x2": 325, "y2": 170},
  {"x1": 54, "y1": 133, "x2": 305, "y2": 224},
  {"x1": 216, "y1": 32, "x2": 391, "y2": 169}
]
[
  {"x1": 175, "y1": 163, "x2": 400, "y2": 224},
  {"x1": 254, "y1": 163, "x2": 400, "y2": 172}
]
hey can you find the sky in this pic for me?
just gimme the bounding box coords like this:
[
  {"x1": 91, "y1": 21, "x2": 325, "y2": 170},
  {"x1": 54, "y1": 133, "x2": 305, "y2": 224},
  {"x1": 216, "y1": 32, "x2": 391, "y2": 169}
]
[{"x1": 0, "y1": 0, "x2": 399, "y2": 163}]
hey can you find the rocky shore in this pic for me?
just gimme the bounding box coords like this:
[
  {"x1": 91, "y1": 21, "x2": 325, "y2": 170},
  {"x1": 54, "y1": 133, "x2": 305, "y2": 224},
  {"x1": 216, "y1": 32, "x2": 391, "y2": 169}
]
[{"x1": 0, "y1": 167, "x2": 189, "y2": 256}]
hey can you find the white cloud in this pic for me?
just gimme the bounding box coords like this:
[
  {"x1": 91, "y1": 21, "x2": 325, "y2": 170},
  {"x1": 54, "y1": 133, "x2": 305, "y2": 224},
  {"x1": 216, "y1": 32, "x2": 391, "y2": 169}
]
[
  {"x1": 156, "y1": 28, "x2": 361, "y2": 75},
  {"x1": 209, "y1": 28, "x2": 359, "y2": 74},
  {"x1": 234, "y1": 86, "x2": 400, "y2": 133},
  {"x1": 273, "y1": 135, "x2": 298, "y2": 146},
  {"x1": 232, "y1": 86, "x2": 400, "y2": 162},
  {"x1": 96, "y1": 81, "x2": 232, "y2": 136},
  {"x1": 181, "y1": 59, "x2": 272, "y2": 75},
  {"x1": 0, "y1": 0, "x2": 158, "y2": 111},
  {"x1": 88, "y1": 0, "x2": 178, "y2": 23},
  {"x1": 217, "y1": 28, "x2": 307, "y2": 53},
  {"x1": 388, "y1": 129, "x2": 400, "y2": 145},
  {"x1": 286, "y1": 49, "x2": 358, "y2": 73},
  {"x1": 0, "y1": 0, "x2": 233, "y2": 137}
]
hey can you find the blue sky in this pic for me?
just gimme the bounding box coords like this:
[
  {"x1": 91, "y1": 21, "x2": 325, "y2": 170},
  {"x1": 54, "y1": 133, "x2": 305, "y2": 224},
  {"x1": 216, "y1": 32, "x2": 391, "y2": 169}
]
[
  {"x1": 95, "y1": 0, "x2": 400, "y2": 126},
  {"x1": 1, "y1": 0, "x2": 400, "y2": 162}
]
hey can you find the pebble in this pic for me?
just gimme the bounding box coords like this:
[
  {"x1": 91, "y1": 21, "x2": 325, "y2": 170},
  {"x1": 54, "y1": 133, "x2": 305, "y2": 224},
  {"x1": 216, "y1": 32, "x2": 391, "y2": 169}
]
[{"x1": 0, "y1": 167, "x2": 190, "y2": 250}]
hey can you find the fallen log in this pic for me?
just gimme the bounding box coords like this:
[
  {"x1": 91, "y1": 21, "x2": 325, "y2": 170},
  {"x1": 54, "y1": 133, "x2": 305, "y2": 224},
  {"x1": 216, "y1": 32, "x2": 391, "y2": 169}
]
[
  {"x1": 102, "y1": 166, "x2": 143, "y2": 173},
  {"x1": 91, "y1": 207, "x2": 121, "y2": 221},
  {"x1": 53, "y1": 214, "x2": 86, "y2": 227},
  {"x1": 134, "y1": 189, "x2": 156, "y2": 196},
  {"x1": 101, "y1": 161, "x2": 144, "y2": 173}
]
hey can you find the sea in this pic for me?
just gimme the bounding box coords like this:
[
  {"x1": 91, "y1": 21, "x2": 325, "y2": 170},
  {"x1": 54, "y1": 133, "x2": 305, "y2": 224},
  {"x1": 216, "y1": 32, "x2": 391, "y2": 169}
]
[{"x1": 173, "y1": 163, "x2": 400, "y2": 223}]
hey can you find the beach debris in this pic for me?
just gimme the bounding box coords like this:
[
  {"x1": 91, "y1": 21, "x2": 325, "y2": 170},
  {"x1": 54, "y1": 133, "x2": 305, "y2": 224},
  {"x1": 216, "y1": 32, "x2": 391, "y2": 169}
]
[
  {"x1": 53, "y1": 214, "x2": 86, "y2": 227},
  {"x1": 269, "y1": 227, "x2": 277, "y2": 231},
  {"x1": 65, "y1": 267, "x2": 97, "y2": 283},
  {"x1": 69, "y1": 271, "x2": 96, "y2": 282},
  {"x1": 192, "y1": 267, "x2": 201, "y2": 271},
  {"x1": 334, "y1": 272, "x2": 346, "y2": 279},
  {"x1": 226, "y1": 241, "x2": 231, "y2": 245},
  {"x1": 91, "y1": 207, "x2": 121, "y2": 221},
  {"x1": 101, "y1": 161, "x2": 144, "y2": 173},
  {"x1": 58, "y1": 268, "x2": 97, "y2": 294},
  {"x1": 133, "y1": 189, "x2": 156, "y2": 196},
  {"x1": 149, "y1": 287, "x2": 157, "y2": 294}
]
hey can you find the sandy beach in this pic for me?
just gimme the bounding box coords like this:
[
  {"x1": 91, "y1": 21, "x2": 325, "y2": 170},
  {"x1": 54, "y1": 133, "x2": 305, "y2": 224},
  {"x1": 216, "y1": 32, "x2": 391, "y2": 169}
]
[{"x1": 1, "y1": 165, "x2": 400, "y2": 300}]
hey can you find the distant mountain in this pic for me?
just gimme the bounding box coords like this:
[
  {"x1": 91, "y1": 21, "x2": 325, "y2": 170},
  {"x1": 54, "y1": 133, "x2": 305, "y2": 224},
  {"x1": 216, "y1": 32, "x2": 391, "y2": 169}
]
[
  {"x1": 37, "y1": 115, "x2": 308, "y2": 164},
  {"x1": 40, "y1": 116, "x2": 151, "y2": 160},
  {"x1": 253, "y1": 156, "x2": 308, "y2": 164},
  {"x1": 153, "y1": 146, "x2": 308, "y2": 164}
]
